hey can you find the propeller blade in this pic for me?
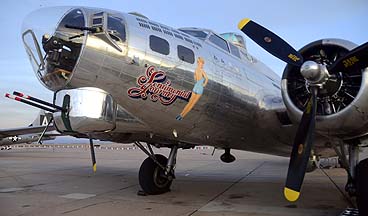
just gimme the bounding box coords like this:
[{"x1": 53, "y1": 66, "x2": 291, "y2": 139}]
[
  {"x1": 89, "y1": 137, "x2": 97, "y2": 173},
  {"x1": 238, "y1": 19, "x2": 303, "y2": 66},
  {"x1": 328, "y1": 41, "x2": 368, "y2": 73},
  {"x1": 284, "y1": 87, "x2": 318, "y2": 202}
]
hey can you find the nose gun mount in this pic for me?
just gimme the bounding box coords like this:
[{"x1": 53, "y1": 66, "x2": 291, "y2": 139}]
[{"x1": 22, "y1": 8, "x2": 85, "y2": 91}]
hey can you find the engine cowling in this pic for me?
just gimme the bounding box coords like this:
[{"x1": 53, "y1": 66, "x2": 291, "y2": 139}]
[{"x1": 281, "y1": 39, "x2": 368, "y2": 139}]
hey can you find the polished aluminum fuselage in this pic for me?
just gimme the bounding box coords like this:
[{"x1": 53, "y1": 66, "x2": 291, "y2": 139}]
[{"x1": 59, "y1": 8, "x2": 297, "y2": 156}]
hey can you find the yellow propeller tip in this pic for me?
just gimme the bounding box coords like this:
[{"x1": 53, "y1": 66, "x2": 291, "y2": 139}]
[
  {"x1": 93, "y1": 163, "x2": 97, "y2": 172},
  {"x1": 284, "y1": 187, "x2": 300, "y2": 202},
  {"x1": 238, "y1": 18, "x2": 251, "y2": 30}
]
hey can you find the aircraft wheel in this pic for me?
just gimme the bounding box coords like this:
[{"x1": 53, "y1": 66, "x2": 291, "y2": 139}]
[
  {"x1": 356, "y1": 158, "x2": 368, "y2": 216},
  {"x1": 139, "y1": 154, "x2": 172, "y2": 195}
]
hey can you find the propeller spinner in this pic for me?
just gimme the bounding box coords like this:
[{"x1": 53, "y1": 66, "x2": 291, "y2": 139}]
[{"x1": 238, "y1": 18, "x2": 368, "y2": 202}]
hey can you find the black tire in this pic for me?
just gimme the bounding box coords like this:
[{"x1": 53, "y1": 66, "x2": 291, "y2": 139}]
[
  {"x1": 139, "y1": 154, "x2": 172, "y2": 195},
  {"x1": 356, "y1": 158, "x2": 368, "y2": 216}
]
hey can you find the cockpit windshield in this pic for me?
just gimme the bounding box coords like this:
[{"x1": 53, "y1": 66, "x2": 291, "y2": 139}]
[{"x1": 220, "y1": 32, "x2": 246, "y2": 50}]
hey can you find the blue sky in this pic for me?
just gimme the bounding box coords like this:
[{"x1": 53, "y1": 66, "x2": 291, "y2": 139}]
[{"x1": 0, "y1": 0, "x2": 367, "y2": 128}]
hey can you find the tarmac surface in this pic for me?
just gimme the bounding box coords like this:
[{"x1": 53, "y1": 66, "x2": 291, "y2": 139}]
[{"x1": 0, "y1": 144, "x2": 353, "y2": 216}]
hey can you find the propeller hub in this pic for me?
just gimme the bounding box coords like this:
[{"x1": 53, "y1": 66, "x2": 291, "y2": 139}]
[{"x1": 300, "y1": 61, "x2": 330, "y2": 86}]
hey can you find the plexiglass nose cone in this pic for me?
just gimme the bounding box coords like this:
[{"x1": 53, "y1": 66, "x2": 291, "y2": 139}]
[{"x1": 22, "y1": 7, "x2": 85, "y2": 91}]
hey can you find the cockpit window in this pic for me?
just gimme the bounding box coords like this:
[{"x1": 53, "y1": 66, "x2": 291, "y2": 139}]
[
  {"x1": 107, "y1": 16, "x2": 126, "y2": 42},
  {"x1": 179, "y1": 29, "x2": 208, "y2": 40},
  {"x1": 209, "y1": 34, "x2": 229, "y2": 52},
  {"x1": 235, "y1": 35, "x2": 246, "y2": 48},
  {"x1": 229, "y1": 42, "x2": 241, "y2": 59}
]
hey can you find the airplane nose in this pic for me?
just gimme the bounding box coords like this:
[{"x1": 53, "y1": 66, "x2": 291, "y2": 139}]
[{"x1": 22, "y1": 7, "x2": 86, "y2": 91}]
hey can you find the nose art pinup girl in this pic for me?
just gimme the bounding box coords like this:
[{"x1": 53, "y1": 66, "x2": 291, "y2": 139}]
[{"x1": 176, "y1": 57, "x2": 208, "y2": 120}]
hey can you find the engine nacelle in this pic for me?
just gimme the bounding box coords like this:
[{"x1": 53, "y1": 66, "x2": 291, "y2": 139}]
[{"x1": 282, "y1": 39, "x2": 368, "y2": 139}]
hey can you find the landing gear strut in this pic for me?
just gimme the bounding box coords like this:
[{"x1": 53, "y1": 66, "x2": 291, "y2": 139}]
[
  {"x1": 346, "y1": 145, "x2": 359, "y2": 196},
  {"x1": 306, "y1": 154, "x2": 318, "y2": 173},
  {"x1": 334, "y1": 140, "x2": 368, "y2": 215},
  {"x1": 135, "y1": 142, "x2": 178, "y2": 195},
  {"x1": 356, "y1": 158, "x2": 368, "y2": 216}
]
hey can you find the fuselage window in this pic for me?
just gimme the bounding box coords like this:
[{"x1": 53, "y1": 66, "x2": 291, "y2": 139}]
[
  {"x1": 59, "y1": 9, "x2": 85, "y2": 31},
  {"x1": 179, "y1": 29, "x2": 208, "y2": 40},
  {"x1": 107, "y1": 16, "x2": 126, "y2": 42},
  {"x1": 149, "y1": 35, "x2": 170, "y2": 55},
  {"x1": 229, "y1": 43, "x2": 241, "y2": 58},
  {"x1": 177, "y1": 45, "x2": 195, "y2": 64},
  {"x1": 209, "y1": 34, "x2": 229, "y2": 52}
]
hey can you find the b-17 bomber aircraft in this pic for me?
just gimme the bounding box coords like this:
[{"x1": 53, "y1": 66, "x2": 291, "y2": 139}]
[{"x1": 6, "y1": 6, "x2": 368, "y2": 214}]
